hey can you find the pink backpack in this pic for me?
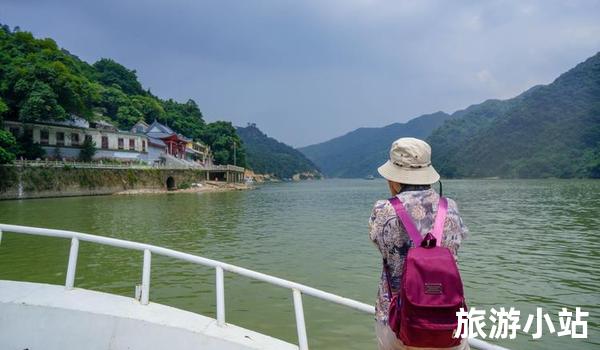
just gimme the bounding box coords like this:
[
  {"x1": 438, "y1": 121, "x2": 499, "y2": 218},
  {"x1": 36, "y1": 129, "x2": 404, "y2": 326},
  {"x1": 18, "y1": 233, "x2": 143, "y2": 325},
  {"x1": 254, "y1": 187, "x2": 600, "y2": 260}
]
[{"x1": 384, "y1": 196, "x2": 467, "y2": 347}]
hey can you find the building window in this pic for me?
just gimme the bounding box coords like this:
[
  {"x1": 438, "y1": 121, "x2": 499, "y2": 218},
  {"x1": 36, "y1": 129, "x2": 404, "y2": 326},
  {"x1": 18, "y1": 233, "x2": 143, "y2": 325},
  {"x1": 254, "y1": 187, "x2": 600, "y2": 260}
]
[
  {"x1": 118, "y1": 138, "x2": 124, "y2": 150},
  {"x1": 101, "y1": 136, "x2": 109, "y2": 149},
  {"x1": 71, "y1": 133, "x2": 80, "y2": 146},
  {"x1": 56, "y1": 132, "x2": 65, "y2": 146},
  {"x1": 9, "y1": 127, "x2": 20, "y2": 137},
  {"x1": 129, "y1": 138, "x2": 135, "y2": 150},
  {"x1": 40, "y1": 130, "x2": 49, "y2": 145},
  {"x1": 142, "y1": 140, "x2": 146, "y2": 152}
]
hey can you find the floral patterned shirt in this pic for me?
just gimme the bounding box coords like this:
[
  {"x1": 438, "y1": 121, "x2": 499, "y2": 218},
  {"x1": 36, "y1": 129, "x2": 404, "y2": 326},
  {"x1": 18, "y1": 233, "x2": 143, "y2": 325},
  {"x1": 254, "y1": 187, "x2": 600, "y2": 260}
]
[{"x1": 369, "y1": 189, "x2": 468, "y2": 324}]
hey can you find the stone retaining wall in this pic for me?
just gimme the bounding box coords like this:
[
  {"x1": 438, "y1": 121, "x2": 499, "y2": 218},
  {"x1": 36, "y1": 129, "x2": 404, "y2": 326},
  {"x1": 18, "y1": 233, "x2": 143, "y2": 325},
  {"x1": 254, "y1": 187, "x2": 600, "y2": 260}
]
[{"x1": 0, "y1": 166, "x2": 214, "y2": 200}]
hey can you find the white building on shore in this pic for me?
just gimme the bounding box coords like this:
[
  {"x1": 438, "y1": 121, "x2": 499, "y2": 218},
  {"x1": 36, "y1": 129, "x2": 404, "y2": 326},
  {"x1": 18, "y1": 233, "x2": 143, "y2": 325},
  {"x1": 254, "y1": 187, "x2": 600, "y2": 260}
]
[
  {"x1": 4, "y1": 117, "x2": 215, "y2": 167},
  {"x1": 4, "y1": 117, "x2": 148, "y2": 162}
]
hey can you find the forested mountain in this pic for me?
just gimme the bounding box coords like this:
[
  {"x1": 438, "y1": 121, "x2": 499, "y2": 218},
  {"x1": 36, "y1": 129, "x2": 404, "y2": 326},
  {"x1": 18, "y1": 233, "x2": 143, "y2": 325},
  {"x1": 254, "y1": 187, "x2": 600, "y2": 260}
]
[
  {"x1": 237, "y1": 124, "x2": 321, "y2": 179},
  {"x1": 0, "y1": 24, "x2": 244, "y2": 166},
  {"x1": 298, "y1": 112, "x2": 452, "y2": 178},
  {"x1": 428, "y1": 52, "x2": 600, "y2": 178},
  {"x1": 300, "y1": 52, "x2": 600, "y2": 179}
]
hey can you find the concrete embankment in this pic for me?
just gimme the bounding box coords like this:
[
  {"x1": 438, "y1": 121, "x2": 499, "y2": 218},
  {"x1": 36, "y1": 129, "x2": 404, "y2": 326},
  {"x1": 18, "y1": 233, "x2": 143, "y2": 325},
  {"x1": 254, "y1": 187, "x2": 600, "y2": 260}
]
[
  {"x1": 115, "y1": 181, "x2": 250, "y2": 196},
  {"x1": 0, "y1": 165, "x2": 245, "y2": 200}
]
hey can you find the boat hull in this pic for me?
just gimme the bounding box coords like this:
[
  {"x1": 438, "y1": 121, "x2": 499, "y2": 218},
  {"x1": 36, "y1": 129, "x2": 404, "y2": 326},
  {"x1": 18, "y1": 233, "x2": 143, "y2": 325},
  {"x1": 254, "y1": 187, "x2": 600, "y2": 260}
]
[{"x1": 0, "y1": 280, "x2": 297, "y2": 350}]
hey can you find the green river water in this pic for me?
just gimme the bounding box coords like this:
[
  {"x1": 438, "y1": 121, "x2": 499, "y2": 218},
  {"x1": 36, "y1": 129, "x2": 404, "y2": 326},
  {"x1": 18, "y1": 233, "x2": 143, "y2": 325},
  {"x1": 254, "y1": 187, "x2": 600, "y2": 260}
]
[{"x1": 0, "y1": 179, "x2": 598, "y2": 349}]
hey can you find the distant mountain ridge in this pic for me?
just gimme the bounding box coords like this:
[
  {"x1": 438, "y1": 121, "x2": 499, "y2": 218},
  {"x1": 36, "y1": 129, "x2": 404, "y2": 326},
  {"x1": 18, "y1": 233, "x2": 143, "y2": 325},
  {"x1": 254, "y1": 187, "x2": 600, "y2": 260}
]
[
  {"x1": 237, "y1": 124, "x2": 321, "y2": 179},
  {"x1": 300, "y1": 52, "x2": 600, "y2": 179},
  {"x1": 299, "y1": 111, "x2": 451, "y2": 178}
]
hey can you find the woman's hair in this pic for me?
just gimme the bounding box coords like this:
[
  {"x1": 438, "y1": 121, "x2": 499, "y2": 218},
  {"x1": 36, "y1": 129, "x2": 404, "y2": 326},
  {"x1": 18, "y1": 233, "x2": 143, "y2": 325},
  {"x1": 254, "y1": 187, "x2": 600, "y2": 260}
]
[
  {"x1": 399, "y1": 184, "x2": 431, "y2": 192},
  {"x1": 397, "y1": 182, "x2": 442, "y2": 196}
]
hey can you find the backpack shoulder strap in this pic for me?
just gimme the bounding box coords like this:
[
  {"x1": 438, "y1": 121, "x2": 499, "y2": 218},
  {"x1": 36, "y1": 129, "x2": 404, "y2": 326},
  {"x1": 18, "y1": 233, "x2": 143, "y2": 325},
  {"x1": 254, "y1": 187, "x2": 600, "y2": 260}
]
[
  {"x1": 390, "y1": 196, "x2": 449, "y2": 247},
  {"x1": 432, "y1": 196, "x2": 448, "y2": 246},
  {"x1": 389, "y1": 197, "x2": 422, "y2": 246}
]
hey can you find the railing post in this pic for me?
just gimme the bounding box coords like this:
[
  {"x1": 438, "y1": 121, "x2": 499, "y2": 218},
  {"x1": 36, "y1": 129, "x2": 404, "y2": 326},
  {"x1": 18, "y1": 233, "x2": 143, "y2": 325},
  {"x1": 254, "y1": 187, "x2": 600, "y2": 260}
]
[
  {"x1": 141, "y1": 249, "x2": 151, "y2": 305},
  {"x1": 292, "y1": 288, "x2": 309, "y2": 350},
  {"x1": 216, "y1": 266, "x2": 225, "y2": 326},
  {"x1": 0, "y1": 229, "x2": 3, "y2": 246},
  {"x1": 65, "y1": 237, "x2": 79, "y2": 289}
]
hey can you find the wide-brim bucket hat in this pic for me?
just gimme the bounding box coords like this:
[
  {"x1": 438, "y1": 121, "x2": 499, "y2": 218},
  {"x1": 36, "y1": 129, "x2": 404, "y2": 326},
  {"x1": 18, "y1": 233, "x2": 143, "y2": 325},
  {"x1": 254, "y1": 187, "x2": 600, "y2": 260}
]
[{"x1": 377, "y1": 137, "x2": 440, "y2": 185}]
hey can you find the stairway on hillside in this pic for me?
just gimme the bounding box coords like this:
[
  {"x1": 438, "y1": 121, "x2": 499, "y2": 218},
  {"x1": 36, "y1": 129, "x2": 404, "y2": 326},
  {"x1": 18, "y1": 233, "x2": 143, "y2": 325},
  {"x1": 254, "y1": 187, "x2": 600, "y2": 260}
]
[{"x1": 163, "y1": 154, "x2": 201, "y2": 168}]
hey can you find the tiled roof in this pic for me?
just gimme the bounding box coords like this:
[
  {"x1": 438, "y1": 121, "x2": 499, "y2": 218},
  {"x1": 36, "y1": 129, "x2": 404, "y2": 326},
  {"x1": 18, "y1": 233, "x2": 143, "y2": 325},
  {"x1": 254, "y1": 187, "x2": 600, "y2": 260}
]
[
  {"x1": 145, "y1": 120, "x2": 191, "y2": 142},
  {"x1": 147, "y1": 137, "x2": 166, "y2": 147}
]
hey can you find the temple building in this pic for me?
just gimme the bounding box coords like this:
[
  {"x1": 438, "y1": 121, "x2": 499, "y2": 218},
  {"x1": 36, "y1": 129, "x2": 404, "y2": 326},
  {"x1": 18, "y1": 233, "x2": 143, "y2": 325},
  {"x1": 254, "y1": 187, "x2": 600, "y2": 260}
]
[{"x1": 130, "y1": 120, "x2": 213, "y2": 166}]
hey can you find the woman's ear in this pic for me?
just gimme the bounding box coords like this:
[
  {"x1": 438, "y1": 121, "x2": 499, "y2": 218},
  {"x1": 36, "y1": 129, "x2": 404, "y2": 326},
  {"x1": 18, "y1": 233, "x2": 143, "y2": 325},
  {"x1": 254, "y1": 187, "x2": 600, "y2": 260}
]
[{"x1": 388, "y1": 181, "x2": 402, "y2": 196}]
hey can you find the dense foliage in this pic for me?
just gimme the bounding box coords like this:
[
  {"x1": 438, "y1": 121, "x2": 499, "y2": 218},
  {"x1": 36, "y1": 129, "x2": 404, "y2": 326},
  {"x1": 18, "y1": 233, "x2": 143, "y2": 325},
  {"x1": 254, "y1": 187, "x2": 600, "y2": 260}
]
[
  {"x1": 0, "y1": 128, "x2": 17, "y2": 164},
  {"x1": 203, "y1": 121, "x2": 246, "y2": 166},
  {"x1": 78, "y1": 136, "x2": 96, "y2": 162},
  {"x1": 16, "y1": 131, "x2": 45, "y2": 160},
  {"x1": 0, "y1": 98, "x2": 17, "y2": 163},
  {"x1": 0, "y1": 24, "x2": 244, "y2": 166},
  {"x1": 299, "y1": 112, "x2": 451, "y2": 178},
  {"x1": 237, "y1": 124, "x2": 320, "y2": 179},
  {"x1": 428, "y1": 52, "x2": 600, "y2": 179},
  {"x1": 93, "y1": 58, "x2": 144, "y2": 95}
]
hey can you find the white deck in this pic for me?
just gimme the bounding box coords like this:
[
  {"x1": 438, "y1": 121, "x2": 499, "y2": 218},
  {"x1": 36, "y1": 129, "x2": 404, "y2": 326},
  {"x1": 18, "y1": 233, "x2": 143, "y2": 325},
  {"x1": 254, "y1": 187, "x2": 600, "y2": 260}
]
[{"x1": 0, "y1": 280, "x2": 298, "y2": 350}]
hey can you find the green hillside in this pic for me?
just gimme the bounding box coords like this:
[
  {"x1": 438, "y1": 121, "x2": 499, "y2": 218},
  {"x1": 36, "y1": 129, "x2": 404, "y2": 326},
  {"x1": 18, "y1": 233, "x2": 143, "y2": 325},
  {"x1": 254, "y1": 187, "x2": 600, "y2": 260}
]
[
  {"x1": 300, "y1": 52, "x2": 600, "y2": 179},
  {"x1": 298, "y1": 112, "x2": 451, "y2": 178},
  {"x1": 0, "y1": 24, "x2": 243, "y2": 166},
  {"x1": 237, "y1": 124, "x2": 321, "y2": 179},
  {"x1": 428, "y1": 52, "x2": 600, "y2": 178}
]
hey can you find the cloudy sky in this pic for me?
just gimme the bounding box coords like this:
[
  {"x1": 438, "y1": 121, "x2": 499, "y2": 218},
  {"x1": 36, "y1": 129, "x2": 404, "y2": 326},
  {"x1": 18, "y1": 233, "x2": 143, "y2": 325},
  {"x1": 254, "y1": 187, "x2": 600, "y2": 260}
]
[{"x1": 2, "y1": 0, "x2": 600, "y2": 146}]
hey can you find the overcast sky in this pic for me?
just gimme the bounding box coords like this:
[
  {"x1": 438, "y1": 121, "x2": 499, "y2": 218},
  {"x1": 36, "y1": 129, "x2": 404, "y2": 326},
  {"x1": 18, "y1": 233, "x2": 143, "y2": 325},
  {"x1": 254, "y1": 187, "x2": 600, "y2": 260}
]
[{"x1": 2, "y1": 1, "x2": 600, "y2": 146}]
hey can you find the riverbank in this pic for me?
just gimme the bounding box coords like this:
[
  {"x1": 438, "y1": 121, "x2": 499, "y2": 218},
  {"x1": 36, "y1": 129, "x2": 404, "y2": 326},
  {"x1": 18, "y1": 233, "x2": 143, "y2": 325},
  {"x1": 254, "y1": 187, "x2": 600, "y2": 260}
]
[
  {"x1": 244, "y1": 169, "x2": 322, "y2": 183},
  {"x1": 0, "y1": 165, "x2": 246, "y2": 200},
  {"x1": 115, "y1": 181, "x2": 252, "y2": 196}
]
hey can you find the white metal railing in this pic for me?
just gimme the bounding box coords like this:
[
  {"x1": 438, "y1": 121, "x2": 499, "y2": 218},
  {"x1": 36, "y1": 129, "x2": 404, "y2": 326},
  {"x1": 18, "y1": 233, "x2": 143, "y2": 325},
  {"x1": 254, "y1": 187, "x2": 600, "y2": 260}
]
[{"x1": 0, "y1": 224, "x2": 508, "y2": 350}]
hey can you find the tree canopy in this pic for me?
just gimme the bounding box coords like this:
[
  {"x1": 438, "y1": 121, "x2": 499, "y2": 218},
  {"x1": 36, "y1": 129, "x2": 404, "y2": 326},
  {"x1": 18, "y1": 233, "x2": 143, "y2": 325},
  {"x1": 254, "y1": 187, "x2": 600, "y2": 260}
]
[
  {"x1": 93, "y1": 58, "x2": 144, "y2": 95},
  {"x1": 427, "y1": 52, "x2": 600, "y2": 179},
  {"x1": 203, "y1": 121, "x2": 245, "y2": 166}
]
